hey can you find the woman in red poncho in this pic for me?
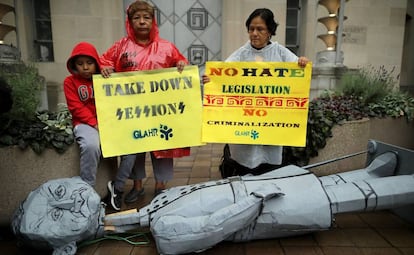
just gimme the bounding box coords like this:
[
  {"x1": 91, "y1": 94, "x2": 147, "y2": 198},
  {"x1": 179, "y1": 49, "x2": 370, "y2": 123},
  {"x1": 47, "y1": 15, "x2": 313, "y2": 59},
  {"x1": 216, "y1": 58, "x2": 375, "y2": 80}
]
[{"x1": 101, "y1": 0, "x2": 189, "y2": 211}]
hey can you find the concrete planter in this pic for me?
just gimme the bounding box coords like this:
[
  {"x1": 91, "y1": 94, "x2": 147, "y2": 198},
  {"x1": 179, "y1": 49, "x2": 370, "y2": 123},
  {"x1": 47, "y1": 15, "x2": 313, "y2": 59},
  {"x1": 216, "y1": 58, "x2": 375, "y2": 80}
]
[
  {"x1": 308, "y1": 118, "x2": 370, "y2": 176},
  {"x1": 309, "y1": 117, "x2": 414, "y2": 176},
  {"x1": 369, "y1": 117, "x2": 414, "y2": 150},
  {"x1": 1, "y1": 117, "x2": 413, "y2": 226},
  {"x1": 0, "y1": 145, "x2": 117, "y2": 226}
]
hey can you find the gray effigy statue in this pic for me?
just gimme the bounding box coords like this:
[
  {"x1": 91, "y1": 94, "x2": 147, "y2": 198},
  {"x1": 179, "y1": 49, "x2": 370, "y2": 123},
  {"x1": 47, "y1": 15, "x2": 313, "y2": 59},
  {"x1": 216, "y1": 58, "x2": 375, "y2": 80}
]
[
  {"x1": 12, "y1": 140, "x2": 414, "y2": 255},
  {"x1": 11, "y1": 176, "x2": 104, "y2": 255}
]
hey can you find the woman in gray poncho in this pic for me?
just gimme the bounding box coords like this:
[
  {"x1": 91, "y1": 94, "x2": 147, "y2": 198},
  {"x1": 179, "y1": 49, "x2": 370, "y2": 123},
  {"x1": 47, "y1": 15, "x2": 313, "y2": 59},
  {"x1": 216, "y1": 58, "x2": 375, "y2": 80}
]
[{"x1": 220, "y1": 8, "x2": 309, "y2": 176}]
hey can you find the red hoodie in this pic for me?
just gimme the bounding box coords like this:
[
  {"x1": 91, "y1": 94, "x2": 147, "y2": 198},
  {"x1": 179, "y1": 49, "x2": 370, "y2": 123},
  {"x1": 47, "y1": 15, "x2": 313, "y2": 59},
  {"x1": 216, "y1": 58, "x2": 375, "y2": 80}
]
[{"x1": 64, "y1": 42, "x2": 101, "y2": 127}]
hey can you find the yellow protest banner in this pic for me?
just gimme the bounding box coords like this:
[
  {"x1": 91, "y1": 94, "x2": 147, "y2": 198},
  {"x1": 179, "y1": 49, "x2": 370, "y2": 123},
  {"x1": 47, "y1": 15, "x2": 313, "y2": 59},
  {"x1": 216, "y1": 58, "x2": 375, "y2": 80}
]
[
  {"x1": 93, "y1": 66, "x2": 203, "y2": 157},
  {"x1": 202, "y1": 61, "x2": 312, "y2": 147}
]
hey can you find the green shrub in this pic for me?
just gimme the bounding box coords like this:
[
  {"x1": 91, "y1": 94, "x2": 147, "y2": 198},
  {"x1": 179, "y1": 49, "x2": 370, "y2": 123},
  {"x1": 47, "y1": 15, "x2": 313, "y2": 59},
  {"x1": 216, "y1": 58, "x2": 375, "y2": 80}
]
[
  {"x1": 0, "y1": 63, "x2": 42, "y2": 122},
  {"x1": 369, "y1": 92, "x2": 414, "y2": 121},
  {"x1": 0, "y1": 63, "x2": 74, "y2": 154},
  {"x1": 282, "y1": 94, "x2": 370, "y2": 166},
  {"x1": 283, "y1": 65, "x2": 414, "y2": 167},
  {"x1": 336, "y1": 65, "x2": 396, "y2": 105}
]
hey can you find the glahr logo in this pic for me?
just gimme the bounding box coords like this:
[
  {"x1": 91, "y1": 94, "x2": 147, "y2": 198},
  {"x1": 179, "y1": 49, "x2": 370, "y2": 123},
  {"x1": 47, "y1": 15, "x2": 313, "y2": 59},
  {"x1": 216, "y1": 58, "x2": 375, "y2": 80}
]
[
  {"x1": 234, "y1": 129, "x2": 259, "y2": 140},
  {"x1": 133, "y1": 124, "x2": 174, "y2": 141}
]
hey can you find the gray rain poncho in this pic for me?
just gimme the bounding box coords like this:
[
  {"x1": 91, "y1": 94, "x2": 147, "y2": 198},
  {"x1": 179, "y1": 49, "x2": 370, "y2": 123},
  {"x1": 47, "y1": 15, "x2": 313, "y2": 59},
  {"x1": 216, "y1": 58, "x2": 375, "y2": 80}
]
[{"x1": 225, "y1": 41, "x2": 299, "y2": 169}]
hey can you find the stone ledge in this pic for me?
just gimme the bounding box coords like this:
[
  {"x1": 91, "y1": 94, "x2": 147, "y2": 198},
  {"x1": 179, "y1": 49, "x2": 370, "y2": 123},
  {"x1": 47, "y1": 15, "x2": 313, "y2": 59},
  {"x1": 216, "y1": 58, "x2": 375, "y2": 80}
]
[
  {"x1": 0, "y1": 145, "x2": 117, "y2": 226},
  {"x1": 308, "y1": 117, "x2": 414, "y2": 176}
]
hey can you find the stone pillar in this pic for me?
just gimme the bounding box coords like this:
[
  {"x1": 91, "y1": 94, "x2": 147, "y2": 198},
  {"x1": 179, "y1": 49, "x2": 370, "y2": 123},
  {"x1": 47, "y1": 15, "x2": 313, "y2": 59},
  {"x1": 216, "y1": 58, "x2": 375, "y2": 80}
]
[
  {"x1": 311, "y1": 0, "x2": 349, "y2": 99},
  {"x1": 310, "y1": 65, "x2": 347, "y2": 100},
  {"x1": 316, "y1": 0, "x2": 348, "y2": 65},
  {"x1": 0, "y1": 3, "x2": 19, "y2": 63}
]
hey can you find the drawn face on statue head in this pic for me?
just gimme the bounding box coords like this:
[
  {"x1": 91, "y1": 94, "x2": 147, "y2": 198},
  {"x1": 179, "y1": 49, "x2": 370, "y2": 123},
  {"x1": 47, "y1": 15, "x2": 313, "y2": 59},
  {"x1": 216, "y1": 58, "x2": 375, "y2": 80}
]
[
  {"x1": 12, "y1": 176, "x2": 103, "y2": 252},
  {"x1": 25, "y1": 179, "x2": 98, "y2": 236}
]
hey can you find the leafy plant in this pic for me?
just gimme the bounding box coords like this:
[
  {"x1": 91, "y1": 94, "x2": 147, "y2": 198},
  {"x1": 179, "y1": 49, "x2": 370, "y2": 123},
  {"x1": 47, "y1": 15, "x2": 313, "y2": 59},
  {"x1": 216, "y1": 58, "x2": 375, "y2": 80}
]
[
  {"x1": 368, "y1": 92, "x2": 414, "y2": 121},
  {"x1": 0, "y1": 63, "x2": 74, "y2": 154},
  {"x1": 0, "y1": 63, "x2": 42, "y2": 122},
  {"x1": 336, "y1": 65, "x2": 396, "y2": 105},
  {"x1": 283, "y1": 66, "x2": 414, "y2": 167},
  {"x1": 0, "y1": 104, "x2": 74, "y2": 154},
  {"x1": 282, "y1": 94, "x2": 370, "y2": 166}
]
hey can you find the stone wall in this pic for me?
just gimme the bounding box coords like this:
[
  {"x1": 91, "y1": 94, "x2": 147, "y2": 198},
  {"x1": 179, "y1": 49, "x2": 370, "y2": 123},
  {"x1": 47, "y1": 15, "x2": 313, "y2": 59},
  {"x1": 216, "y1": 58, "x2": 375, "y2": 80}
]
[
  {"x1": 308, "y1": 117, "x2": 414, "y2": 176},
  {"x1": 0, "y1": 145, "x2": 117, "y2": 226}
]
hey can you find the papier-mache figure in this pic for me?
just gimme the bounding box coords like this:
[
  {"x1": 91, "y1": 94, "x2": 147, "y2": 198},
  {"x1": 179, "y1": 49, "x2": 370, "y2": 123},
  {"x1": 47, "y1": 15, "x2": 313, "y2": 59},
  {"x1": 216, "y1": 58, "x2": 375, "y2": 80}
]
[
  {"x1": 11, "y1": 176, "x2": 104, "y2": 255},
  {"x1": 11, "y1": 140, "x2": 414, "y2": 255}
]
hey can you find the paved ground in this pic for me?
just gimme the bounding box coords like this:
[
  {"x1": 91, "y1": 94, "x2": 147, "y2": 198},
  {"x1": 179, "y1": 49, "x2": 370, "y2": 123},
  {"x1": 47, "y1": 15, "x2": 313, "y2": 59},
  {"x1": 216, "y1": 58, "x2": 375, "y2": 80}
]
[{"x1": 2, "y1": 143, "x2": 414, "y2": 255}]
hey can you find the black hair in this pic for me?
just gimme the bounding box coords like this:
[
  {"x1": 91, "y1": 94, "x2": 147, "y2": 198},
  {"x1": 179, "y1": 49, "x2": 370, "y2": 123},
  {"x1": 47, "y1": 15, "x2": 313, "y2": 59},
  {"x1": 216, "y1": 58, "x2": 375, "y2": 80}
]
[
  {"x1": 0, "y1": 77, "x2": 13, "y2": 113},
  {"x1": 69, "y1": 55, "x2": 100, "y2": 74},
  {"x1": 127, "y1": 0, "x2": 155, "y2": 20},
  {"x1": 245, "y1": 8, "x2": 279, "y2": 36}
]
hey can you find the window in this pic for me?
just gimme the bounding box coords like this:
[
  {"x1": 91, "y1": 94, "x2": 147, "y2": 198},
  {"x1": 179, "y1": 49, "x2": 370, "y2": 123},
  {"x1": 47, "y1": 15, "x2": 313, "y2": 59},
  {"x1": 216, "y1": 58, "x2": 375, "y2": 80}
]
[
  {"x1": 285, "y1": 0, "x2": 301, "y2": 54},
  {"x1": 32, "y1": 0, "x2": 54, "y2": 62}
]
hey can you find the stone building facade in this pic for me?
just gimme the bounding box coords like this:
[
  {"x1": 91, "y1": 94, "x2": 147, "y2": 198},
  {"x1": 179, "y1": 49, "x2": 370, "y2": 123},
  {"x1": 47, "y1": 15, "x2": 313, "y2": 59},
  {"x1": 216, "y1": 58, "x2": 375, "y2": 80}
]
[{"x1": 0, "y1": 0, "x2": 412, "y2": 109}]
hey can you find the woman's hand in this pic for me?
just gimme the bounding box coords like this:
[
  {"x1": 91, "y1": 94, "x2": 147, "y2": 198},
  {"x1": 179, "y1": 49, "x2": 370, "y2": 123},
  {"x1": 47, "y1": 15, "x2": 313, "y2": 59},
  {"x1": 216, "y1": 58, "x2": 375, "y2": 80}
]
[
  {"x1": 101, "y1": 67, "x2": 114, "y2": 78},
  {"x1": 177, "y1": 60, "x2": 186, "y2": 73},
  {"x1": 298, "y1": 57, "x2": 309, "y2": 68},
  {"x1": 202, "y1": 74, "x2": 210, "y2": 84}
]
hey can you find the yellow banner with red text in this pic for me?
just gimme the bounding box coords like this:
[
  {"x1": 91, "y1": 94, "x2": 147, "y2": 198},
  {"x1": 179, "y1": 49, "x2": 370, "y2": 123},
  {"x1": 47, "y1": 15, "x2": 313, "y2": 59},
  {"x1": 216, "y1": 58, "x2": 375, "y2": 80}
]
[
  {"x1": 202, "y1": 61, "x2": 312, "y2": 146},
  {"x1": 93, "y1": 66, "x2": 203, "y2": 158}
]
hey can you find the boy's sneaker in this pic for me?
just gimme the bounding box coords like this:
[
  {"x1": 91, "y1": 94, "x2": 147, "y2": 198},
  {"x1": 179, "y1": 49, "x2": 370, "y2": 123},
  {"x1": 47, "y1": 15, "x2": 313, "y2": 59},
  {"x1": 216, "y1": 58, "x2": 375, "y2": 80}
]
[
  {"x1": 107, "y1": 181, "x2": 123, "y2": 211},
  {"x1": 124, "y1": 188, "x2": 145, "y2": 204}
]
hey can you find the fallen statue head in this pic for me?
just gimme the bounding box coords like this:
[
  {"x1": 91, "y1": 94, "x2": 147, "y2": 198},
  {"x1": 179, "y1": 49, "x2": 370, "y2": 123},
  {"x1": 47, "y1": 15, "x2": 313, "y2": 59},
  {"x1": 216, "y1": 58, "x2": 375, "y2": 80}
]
[{"x1": 11, "y1": 176, "x2": 105, "y2": 255}]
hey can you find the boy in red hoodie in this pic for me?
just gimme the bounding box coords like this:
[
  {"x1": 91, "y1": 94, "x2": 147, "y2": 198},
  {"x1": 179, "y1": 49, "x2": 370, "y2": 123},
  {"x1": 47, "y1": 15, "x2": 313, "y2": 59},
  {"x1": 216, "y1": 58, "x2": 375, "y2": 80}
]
[{"x1": 63, "y1": 42, "x2": 101, "y2": 187}]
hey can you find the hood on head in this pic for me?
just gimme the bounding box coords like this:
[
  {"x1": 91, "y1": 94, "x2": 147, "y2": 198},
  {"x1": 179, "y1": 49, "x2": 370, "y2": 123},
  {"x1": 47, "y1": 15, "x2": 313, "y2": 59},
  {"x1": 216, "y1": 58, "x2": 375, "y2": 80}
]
[
  {"x1": 125, "y1": 1, "x2": 160, "y2": 45},
  {"x1": 66, "y1": 42, "x2": 101, "y2": 75}
]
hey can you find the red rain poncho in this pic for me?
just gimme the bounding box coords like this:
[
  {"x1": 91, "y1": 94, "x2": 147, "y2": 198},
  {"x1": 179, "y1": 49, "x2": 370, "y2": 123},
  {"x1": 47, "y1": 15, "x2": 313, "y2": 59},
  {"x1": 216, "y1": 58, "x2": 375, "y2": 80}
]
[
  {"x1": 100, "y1": 7, "x2": 187, "y2": 72},
  {"x1": 100, "y1": 7, "x2": 189, "y2": 158}
]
